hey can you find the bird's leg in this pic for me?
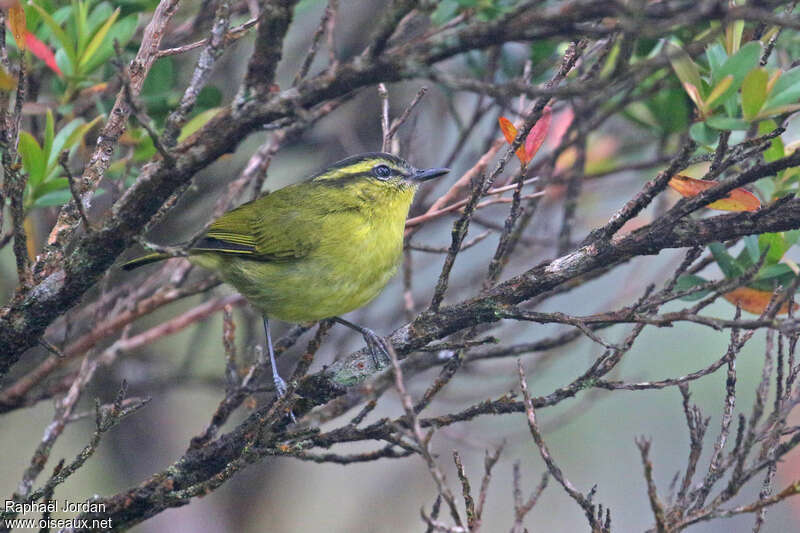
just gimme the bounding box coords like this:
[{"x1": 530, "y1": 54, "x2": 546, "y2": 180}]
[
  {"x1": 332, "y1": 316, "x2": 390, "y2": 367},
  {"x1": 263, "y1": 317, "x2": 288, "y2": 397},
  {"x1": 263, "y1": 317, "x2": 296, "y2": 423}
]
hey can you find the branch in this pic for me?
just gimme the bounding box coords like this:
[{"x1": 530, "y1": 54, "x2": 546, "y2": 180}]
[{"x1": 2, "y1": 0, "x2": 652, "y2": 376}]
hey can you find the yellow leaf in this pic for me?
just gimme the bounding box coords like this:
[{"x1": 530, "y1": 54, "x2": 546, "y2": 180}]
[
  {"x1": 756, "y1": 103, "x2": 800, "y2": 120},
  {"x1": 704, "y1": 74, "x2": 733, "y2": 110},
  {"x1": 725, "y1": 18, "x2": 743, "y2": 55},
  {"x1": 668, "y1": 174, "x2": 761, "y2": 212},
  {"x1": 178, "y1": 108, "x2": 221, "y2": 143},
  {"x1": 723, "y1": 287, "x2": 797, "y2": 315},
  {"x1": 766, "y1": 69, "x2": 781, "y2": 96},
  {"x1": 759, "y1": 26, "x2": 780, "y2": 45},
  {"x1": 0, "y1": 66, "x2": 16, "y2": 90},
  {"x1": 7, "y1": 2, "x2": 26, "y2": 51}
]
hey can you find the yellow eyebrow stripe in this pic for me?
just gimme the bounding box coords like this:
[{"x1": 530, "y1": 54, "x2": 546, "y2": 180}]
[{"x1": 313, "y1": 160, "x2": 376, "y2": 181}]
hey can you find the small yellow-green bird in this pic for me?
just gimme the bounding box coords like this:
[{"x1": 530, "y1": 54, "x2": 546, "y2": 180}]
[{"x1": 123, "y1": 152, "x2": 449, "y2": 396}]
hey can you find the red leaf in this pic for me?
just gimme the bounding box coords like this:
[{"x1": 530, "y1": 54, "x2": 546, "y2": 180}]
[
  {"x1": 498, "y1": 116, "x2": 529, "y2": 165},
  {"x1": 25, "y1": 32, "x2": 62, "y2": 77},
  {"x1": 524, "y1": 106, "x2": 552, "y2": 162}
]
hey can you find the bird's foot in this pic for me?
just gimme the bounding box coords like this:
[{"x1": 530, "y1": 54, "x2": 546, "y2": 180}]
[
  {"x1": 331, "y1": 317, "x2": 392, "y2": 369},
  {"x1": 272, "y1": 372, "x2": 289, "y2": 398},
  {"x1": 264, "y1": 316, "x2": 296, "y2": 423},
  {"x1": 271, "y1": 374, "x2": 296, "y2": 423},
  {"x1": 360, "y1": 327, "x2": 392, "y2": 368}
]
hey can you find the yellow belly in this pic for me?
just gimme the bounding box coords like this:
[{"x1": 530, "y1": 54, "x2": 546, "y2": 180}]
[
  {"x1": 190, "y1": 208, "x2": 407, "y2": 322},
  {"x1": 197, "y1": 252, "x2": 400, "y2": 322}
]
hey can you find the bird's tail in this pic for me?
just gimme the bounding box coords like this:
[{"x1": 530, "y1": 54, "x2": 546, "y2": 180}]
[{"x1": 121, "y1": 252, "x2": 171, "y2": 271}]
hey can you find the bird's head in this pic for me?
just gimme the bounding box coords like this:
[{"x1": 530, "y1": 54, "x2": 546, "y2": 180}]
[{"x1": 310, "y1": 152, "x2": 450, "y2": 192}]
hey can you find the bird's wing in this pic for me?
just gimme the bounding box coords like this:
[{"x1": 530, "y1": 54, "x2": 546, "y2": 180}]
[{"x1": 192, "y1": 189, "x2": 321, "y2": 260}]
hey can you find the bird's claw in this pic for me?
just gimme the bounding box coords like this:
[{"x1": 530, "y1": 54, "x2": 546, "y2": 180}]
[
  {"x1": 271, "y1": 373, "x2": 296, "y2": 423},
  {"x1": 272, "y1": 373, "x2": 289, "y2": 398},
  {"x1": 360, "y1": 327, "x2": 391, "y2": 368},
  {"x1": 264, "y1": 316, "x2": 296, "y2": 423}
]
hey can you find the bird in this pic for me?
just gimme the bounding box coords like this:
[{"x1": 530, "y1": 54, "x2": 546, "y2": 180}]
[{"x1": 123, "y1": 152, "x2": 449, "y2": 398}]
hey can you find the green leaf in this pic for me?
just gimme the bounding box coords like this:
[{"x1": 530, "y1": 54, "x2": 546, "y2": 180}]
[
  {"x1": 647, "y1": 87, "x2": 690, "y2": 133},
  {"x1": 709, "y1": 242, "x2": 745, "y2": 279},
  {"x1": 196, "y1": 85, "x2": 222, "y2": 112},
  {"x1": 78, "y1": 7, "x2": 119, "y2": 70},
  {"x1": 132, "y1": 132, "x2": 155, "y2": 162},
  {"x1": 54, "y1": 47, "x2": 73, "y2": 77},
  {"x1": 23, "y1": 3, "x2": 42, "y2": 32},
  {"x1": 750, "y1": 263, "x2": 797, "y2": 292},
  {"x1": 64, "y1": 116, "x2": 100, "y2": 154},
  {"x1": 81, "y1": 15, "x2": 138, "y2": 76},
  {"x1": 759, "y1": 232, "x2": 789, "y2": 264},
  {"x1": 785, "y1": 229, "x2": 800, "y2": 247},
  {"x1": 690, "y1": 121, "x2": 719, "y2": 144},
  {"x1": 712, "y1": 41, "x2": 762, "y2": 106},
  {"x1": 741, "y1": 67, "x2": 768, "y2": 120},
  {"x1": 765, "y1": 66, "x2": 800, "y2": 108},
  {"x1": 623, "y1": 102, "x2": 659, "y2": 129},
  {"x1": 141, "y1": 57, "x2": 174, "y2": 97},
  {"x1": 32, "y1": 177, "x2": 69, "y2": 196},
  {"x1": 74, "y1": 0, "x2": 89, "y2": 59},
  {"x1": 675, "y1": 274, "x2": 712, "y2": 301},
  {"x1": 431, "y1": 0, "x2": 460, "y2": 25},
  {"x1": 43, "y1": 109, "x2": 55, "y2": 163},
  {"x1": 47, "y1": 119, "x2": 83, "y2": 169},
  {"x1": 744, "y1": 235, "x2": 761, "y2": 263},
  {"x1": 30, "y1": 1, "x2": 77, "y2": 69},
  {"x1": 18, "y1": 131, "x2": 46, "y2": 186},
  {"x1": 530, "y1": 40, "x2": 558, "y2": 66},
  {"x1": 52, "y1": 5, "x2": 71, "y2": 25},
  {"x1": 706, "y1": 116, "x2": 749, "y2": 130},
  {"x1": 706, "y1": 43, "x2": 728, "y2": 82},
  {"x1": 757, "y1": 263, "x2": 794, "y2": 282},
  {"x1": 668, "y1": 42, "x2": 704, "y2": 98},
  {"x1": 33, "y1": 188, "x2": 73, "y2": 207},
  {"x1": 755, "y1": 103, "x2": 800, "y2": 119},
  {"x1": 86, "y1": 2, "x2": 113, "y2": 35},
  {"x1": 758, "y1": 119, "x2": 784, "y2": 163},
  {"x1": 755, "y1": 176, "x2": 775, "y2": 201},
  {"x1": 177, "y1": 108, "x2": 219, "y2": 142},
  {"x1": 716, "y1": 41, "x2": 761, "y2": 83}
]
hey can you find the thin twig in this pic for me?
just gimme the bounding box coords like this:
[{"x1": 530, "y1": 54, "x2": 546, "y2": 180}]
[{"x1": 59, "y1": 151, "x2": 92, "y2": 231}]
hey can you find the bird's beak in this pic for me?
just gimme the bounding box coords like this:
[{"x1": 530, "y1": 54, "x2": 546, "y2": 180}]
[{"x1": 410, "y1": 167, "x2": 450, "y2": 182}]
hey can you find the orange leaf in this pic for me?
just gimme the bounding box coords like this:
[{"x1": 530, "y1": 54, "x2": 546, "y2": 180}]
[
  {"x1": 524, "y1": 106, "x2": 551, "y2": 162},
  {"x1": 682, "y1": 82, "x2": 704, "y2": 114},
  {"x1": 498, "y1": 116, "x2": 528, "y2": 165},
  {"x1": 7, "y1": 2, "x2": 26, "y2": 51},
  {"x1": 668, "y1": 175, "x2": 761, "y2": 212},
  {"x1": 723, "y1": 287, "x2": 797, "y2": 315},
  {"x1": 25, "y1": 32, "x2": 62, "y2": 76}
]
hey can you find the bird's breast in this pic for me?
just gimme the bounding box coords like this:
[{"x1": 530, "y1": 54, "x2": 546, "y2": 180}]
[{"x1": 224, "y1": 189, "x2": 414, "y2": 323}]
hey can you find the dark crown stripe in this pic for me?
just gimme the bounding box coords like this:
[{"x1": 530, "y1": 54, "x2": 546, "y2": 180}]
[
  {"x1": 327, "y1": 152, "x2": 408, "y2": 170},
  {"x1": 307, "y1": 152, "x2": 412, "y2": 181}
]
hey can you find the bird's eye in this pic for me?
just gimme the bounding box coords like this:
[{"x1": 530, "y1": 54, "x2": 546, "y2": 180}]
[{"x1": 373, "y1": 164, "x2": 392, "y2": 179}]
